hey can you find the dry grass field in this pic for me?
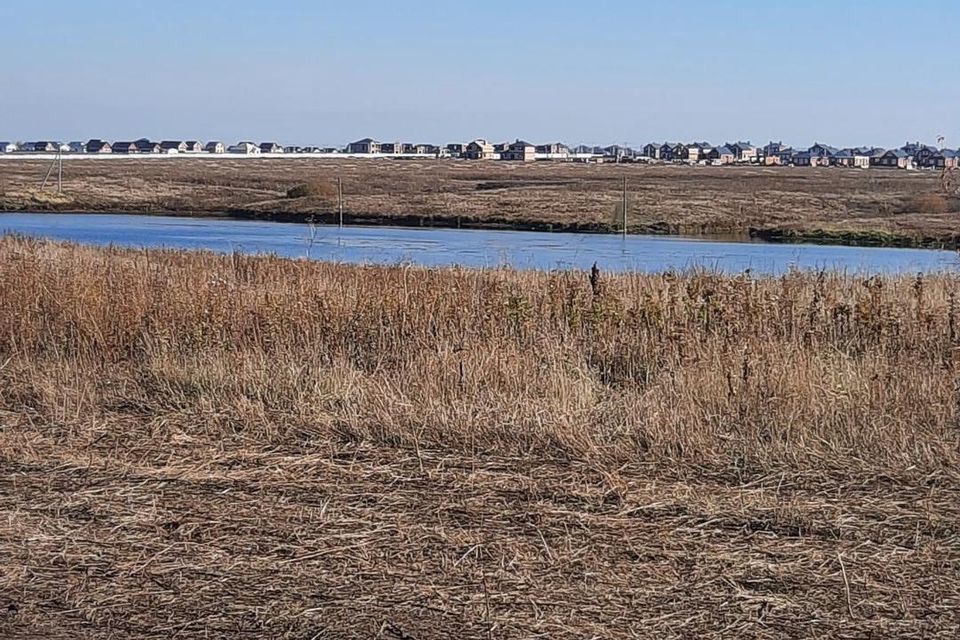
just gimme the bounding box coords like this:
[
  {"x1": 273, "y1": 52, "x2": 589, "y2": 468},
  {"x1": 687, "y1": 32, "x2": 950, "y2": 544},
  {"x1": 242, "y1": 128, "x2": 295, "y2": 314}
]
[
  {"x1": 1, "y1": 237, "x2": 959, "y2": 638},
  {"x1": 1, "y1": 158, "x2": 959, "y2": 245}
]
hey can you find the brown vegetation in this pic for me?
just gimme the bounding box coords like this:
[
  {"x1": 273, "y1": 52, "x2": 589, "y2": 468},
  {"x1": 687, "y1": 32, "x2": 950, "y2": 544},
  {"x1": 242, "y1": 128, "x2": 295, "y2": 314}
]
[
  {"x1": 1, "y1": 158, "x2": 959, "y2": 245},
  {"x1": 1, "y1": 237, "x2": 959, "y2": 638}
]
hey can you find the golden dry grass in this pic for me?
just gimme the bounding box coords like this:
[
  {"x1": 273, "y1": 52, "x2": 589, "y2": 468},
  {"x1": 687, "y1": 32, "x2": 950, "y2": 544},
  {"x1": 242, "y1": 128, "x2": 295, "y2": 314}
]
[{"x1": 1, "y1": 237, "x2": 959, "y2": 638}]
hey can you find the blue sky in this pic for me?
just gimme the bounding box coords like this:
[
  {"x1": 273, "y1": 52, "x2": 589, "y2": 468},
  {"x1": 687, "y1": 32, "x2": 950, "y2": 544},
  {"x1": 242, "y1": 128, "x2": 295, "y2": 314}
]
[{"x1": 1, "y1": 1, "x2": 956, "y2": 147}]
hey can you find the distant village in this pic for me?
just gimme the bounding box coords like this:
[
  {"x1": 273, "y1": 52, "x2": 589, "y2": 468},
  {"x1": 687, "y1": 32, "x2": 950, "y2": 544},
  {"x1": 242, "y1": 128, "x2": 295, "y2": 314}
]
[{"x1": 1, "y1": 137, "x2": 958, "y2": 169}]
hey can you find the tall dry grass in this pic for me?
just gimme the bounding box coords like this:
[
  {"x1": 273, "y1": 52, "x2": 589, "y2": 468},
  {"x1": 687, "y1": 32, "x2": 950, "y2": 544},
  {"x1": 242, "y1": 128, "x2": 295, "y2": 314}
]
[
  {"x1": 3, "y1": 236, "x2": 960, "y2": 638},
  {"x1": 1, "y1": 235, "x2": 957, "y2": 476}
]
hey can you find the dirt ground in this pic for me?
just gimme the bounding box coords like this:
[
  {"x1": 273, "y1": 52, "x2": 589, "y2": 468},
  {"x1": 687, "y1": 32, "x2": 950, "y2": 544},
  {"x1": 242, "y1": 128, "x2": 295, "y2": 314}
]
[{"x1": 1, "y1": 158, "x2": 958, "y2": 244}]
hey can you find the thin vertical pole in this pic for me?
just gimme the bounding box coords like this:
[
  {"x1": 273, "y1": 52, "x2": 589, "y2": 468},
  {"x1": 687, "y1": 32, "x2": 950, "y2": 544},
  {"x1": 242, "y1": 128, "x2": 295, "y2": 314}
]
[
  {"x1": 621, "y1": 175, "x2": 627, "y2": 237},
  {"x1": 57, "y1": 148, "x2": 62, "y2": 194},
  {"x1": 337, "y1": 177, "x2": 343, "y2": 228}
]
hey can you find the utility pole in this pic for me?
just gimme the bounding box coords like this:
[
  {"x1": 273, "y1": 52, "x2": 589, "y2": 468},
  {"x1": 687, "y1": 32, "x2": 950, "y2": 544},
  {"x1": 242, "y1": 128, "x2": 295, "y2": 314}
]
[
  {"x1": 57, "y1": 148, "x2": 62, "y2": 194},
  {"x1": 621, "y1": 175, "x2": 627, "y2": 237},
  {"x1": 337, "y1": 177, "x2": 343, "y2": 227}
]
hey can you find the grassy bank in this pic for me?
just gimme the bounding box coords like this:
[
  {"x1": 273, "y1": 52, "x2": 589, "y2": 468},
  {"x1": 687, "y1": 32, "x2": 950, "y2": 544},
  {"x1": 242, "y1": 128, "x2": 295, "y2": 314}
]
[
  {"x1": 1, "y1": 238, "x2": 959, "y2": 638},
  {"x1": 2, "y1": 158, "x2": 959, "y2": 247}
]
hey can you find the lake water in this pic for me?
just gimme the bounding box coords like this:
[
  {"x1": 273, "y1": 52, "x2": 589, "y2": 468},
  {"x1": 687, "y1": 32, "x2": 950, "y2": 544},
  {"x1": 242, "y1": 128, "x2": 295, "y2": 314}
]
[{"x1": 1, "y1": 212, "x2": 957, "y2": 274}]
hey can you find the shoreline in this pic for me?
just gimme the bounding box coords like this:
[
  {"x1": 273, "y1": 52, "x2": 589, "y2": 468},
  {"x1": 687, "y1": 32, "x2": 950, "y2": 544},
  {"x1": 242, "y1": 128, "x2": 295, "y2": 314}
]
[{"x1": 5, "y1": 206, "x2": 959, "y2": 251}]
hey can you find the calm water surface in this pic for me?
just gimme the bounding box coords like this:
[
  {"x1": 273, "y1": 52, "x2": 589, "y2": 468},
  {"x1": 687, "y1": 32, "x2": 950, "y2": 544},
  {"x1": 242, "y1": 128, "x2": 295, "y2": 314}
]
[{"x1": 2, "y1": 212, "x2": 957, "y2": 274}]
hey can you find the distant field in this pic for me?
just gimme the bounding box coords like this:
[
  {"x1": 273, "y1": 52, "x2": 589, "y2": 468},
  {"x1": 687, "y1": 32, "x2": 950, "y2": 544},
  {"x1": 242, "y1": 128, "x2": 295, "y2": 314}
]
[
  {"x1": 1, "y1": 158, "x2": 958, "y2": 246},
  {"x1": 1, "y1": 237, "x2": 959, "y2": 638}
]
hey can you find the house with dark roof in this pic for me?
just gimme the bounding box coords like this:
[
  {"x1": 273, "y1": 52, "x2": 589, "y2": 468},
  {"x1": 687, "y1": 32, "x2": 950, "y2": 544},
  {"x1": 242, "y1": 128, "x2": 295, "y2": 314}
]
[
  {"x1": 465, "y1": 139, "x2": 496, "y2": 160},
  {"x1": 871, "y1": 148, "x2": 912, "y2": 169},
  {"x1": 227, "y1": 141, "x2": 260, "y2": 154},
  {"x1": 259, "y1": 142, "x2": 283, "y2": 154},
  {"x1": 160, "y1": 141, "x2": 187, "y2": 154},
  {"x1": 657, "y1": 143, "x2": 677, "y2": 161},
  {"x1": 702, "y1": 145, "x2": 735, "y2": 164},
  {"x1": 204, "y1": 141, "x2": 225, "y2": 154},
  {"x1": 726, "y1": 141, "x2": 757, "y2": 162},
  {"x1": 112, "y1": 141, "x2": 137, "y2": 154},
  {"x1": 184, "y1": 141, "x2": 203, "y2": 153},
  {"x1": 135, "y1": 139, "x2": 161, "y2": 153},
  {"x1": 639, "y1": 143, "x2": 658, "y2": 159},
  {"x1": 85, "y1": 139, "x2": 111, "y2": 153},
  {"x1": 444, "y1": 143, "x2": 466, "y2": 157},
  {"x1": 30, "y1": 141, "x2": 59, "y2": 153},
  {"x1": 927, "y1": 148, "x2": 959, "y2": 169},
  {"x1": 911, "y1": 144, "x2": 941, "y2": 167},
  {"x1": 346, "y1": 138, "x2": 380, "y2": 154},
  {"x1": 535, "y1": 142, "x2": 570, "y2": 158},
  {"x1": 0, "y1": 142, "x2": 18, "y2": 153},
  {"x1": 501, "y1": 140, "x2": 536, "y2": 161}
]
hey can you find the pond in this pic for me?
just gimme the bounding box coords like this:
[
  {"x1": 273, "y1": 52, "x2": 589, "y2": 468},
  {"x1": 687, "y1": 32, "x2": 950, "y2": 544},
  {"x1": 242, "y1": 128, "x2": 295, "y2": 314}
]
[{"x1": 2, "y1": 212, "x2": 956, "y2": 274}]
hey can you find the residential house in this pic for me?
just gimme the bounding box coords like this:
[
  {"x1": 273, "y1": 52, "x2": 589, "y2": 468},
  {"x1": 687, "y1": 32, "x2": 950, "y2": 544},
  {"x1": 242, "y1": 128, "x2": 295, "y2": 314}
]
[
  {"x1": 657, "y1": 143, "x2": 677, "y2": 162},
  {"x1": 445, "y1": 143, "x2": 466, "y2": 158},
  {"x1": 832, "y1": 149, "x2": 856, "y2": 167},
  {"x1": 726, "y1": 141, "x2": 757, "y2": 162},
  {"x1": 413, "y1": 144, "x2": 438, "y2": 155},
  {"x1": 870, "y1": 149, "x2": 912, "y2": 169},
  {"x1": 465, "y1": 139, "x2": 497, "y2": 159},
  {"x1": 912, "y1": 144, "x2": 941, "y2": 168},
  {"x1": 501, "y1": 140, "x2": 536, "y2": 161},
  {"x1": 112, "y1": 142, "x2": 137, "y2": 154},
  {"x1": 0, "y1": 142, "x2": 17, "y2": 153},
  {"x1": 702, "y1": 145, "x2": 735, "y2": 164},
  {"x1": 160, "y1": 141, "x2": 187, "y2": 154},
  {"x1": 795, "y1": 151, "x2": 831, "y2": 167},
  {"x1": 259, "y1": 142, "x2": 283, "y2": 154},
  {"x1": 763, "y1": 141, "x2": 785, "y2": 157},
  {"x1": 227, "y1": 141, "x2": 261, "y2": 154},
  {"x1": 31, "y1": 141, "x2": 59, "y2": 152},
  {"x1": 928, "y1": 149, "x2": 959, "y2": 169},
  {"x1": 683, "y1": 142, "x2": 710, "y2": 162},
  {"x1": 535, "y1": 142, "x2": 570, "y2": 159},
  {"x1": 67, "y1": 141, "x2": 85, "y2": 153},
  {"x1": 807, "y1": 143, "x2": 839, "y2": 159},
  {"x1": 572, "y1": 144, "x2": 598, "y2": 156},
  {"x1": 641, "y1": 143, "x2": 659, "y2": 159},
  {"x1": 493, "y1": 142, "x2": 510, "y2": 155},
  {"x1": 184, "y1": 141, "x2": 203, "y2": 153},
  {"x1": 853, "y1": 148, "x2": 874, "y2": 168},
  {"x1": 379, "y1": 142, "x2": 403, "y2": 154},
  {"x1": 346, "y1": 138, "x2": 380, "y2": 154},
  {"x1": 135, "y1": 139, "x2": 161, "y2": 153},
  {"x1": 204, "y1": 141, "x2": 225, "y2": 154},
  {"x1": 283, "y1": 146, "x2": 303, "y2": 154},
  {"x1": 86, "y1": 139, "x2": 112, "y2": 153},
  {"x1": 899, "y1": 142, "x2": 938, "y2": 166},
  {"x1": 604, "y1": 144, "x2": 633, "y2": 161}
]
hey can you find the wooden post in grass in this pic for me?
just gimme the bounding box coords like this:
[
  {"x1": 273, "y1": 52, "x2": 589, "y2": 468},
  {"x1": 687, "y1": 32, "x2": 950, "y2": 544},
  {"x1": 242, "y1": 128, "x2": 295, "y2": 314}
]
[
  {"x1": 622, "y1": 176, "x2": 628, "y2": 237},
  {"x1": 337, "y1": 177, "x2": 343, "y2": 228}
]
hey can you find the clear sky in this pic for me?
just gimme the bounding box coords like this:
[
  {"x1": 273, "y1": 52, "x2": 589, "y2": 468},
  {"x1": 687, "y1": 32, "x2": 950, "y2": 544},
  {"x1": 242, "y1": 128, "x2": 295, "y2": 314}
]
[{"x1": 1, "y1": 0, "x2": 956, "y2": 148}]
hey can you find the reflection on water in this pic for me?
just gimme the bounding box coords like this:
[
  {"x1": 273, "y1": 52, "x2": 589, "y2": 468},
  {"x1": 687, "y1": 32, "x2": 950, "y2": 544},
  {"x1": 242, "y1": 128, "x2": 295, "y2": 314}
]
[{"x1": 1, "y1": 212, "x2": 957, "y2": 275}]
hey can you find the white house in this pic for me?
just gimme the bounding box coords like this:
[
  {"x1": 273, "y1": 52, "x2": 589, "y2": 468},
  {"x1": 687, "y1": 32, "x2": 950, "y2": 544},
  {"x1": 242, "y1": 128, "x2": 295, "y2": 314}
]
[
  {"x1": 0, "y1": 142, "x2": 17, "y2": 153},
  {"x1": 228, "y1": 141, "x2": 261, "y2": 154},
  {"x1": 204, "y1": 141, "x2": 225, "y2": 154},
  {"x1": 67, "y1": 141, "x2": 85, "y2": 153}
]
